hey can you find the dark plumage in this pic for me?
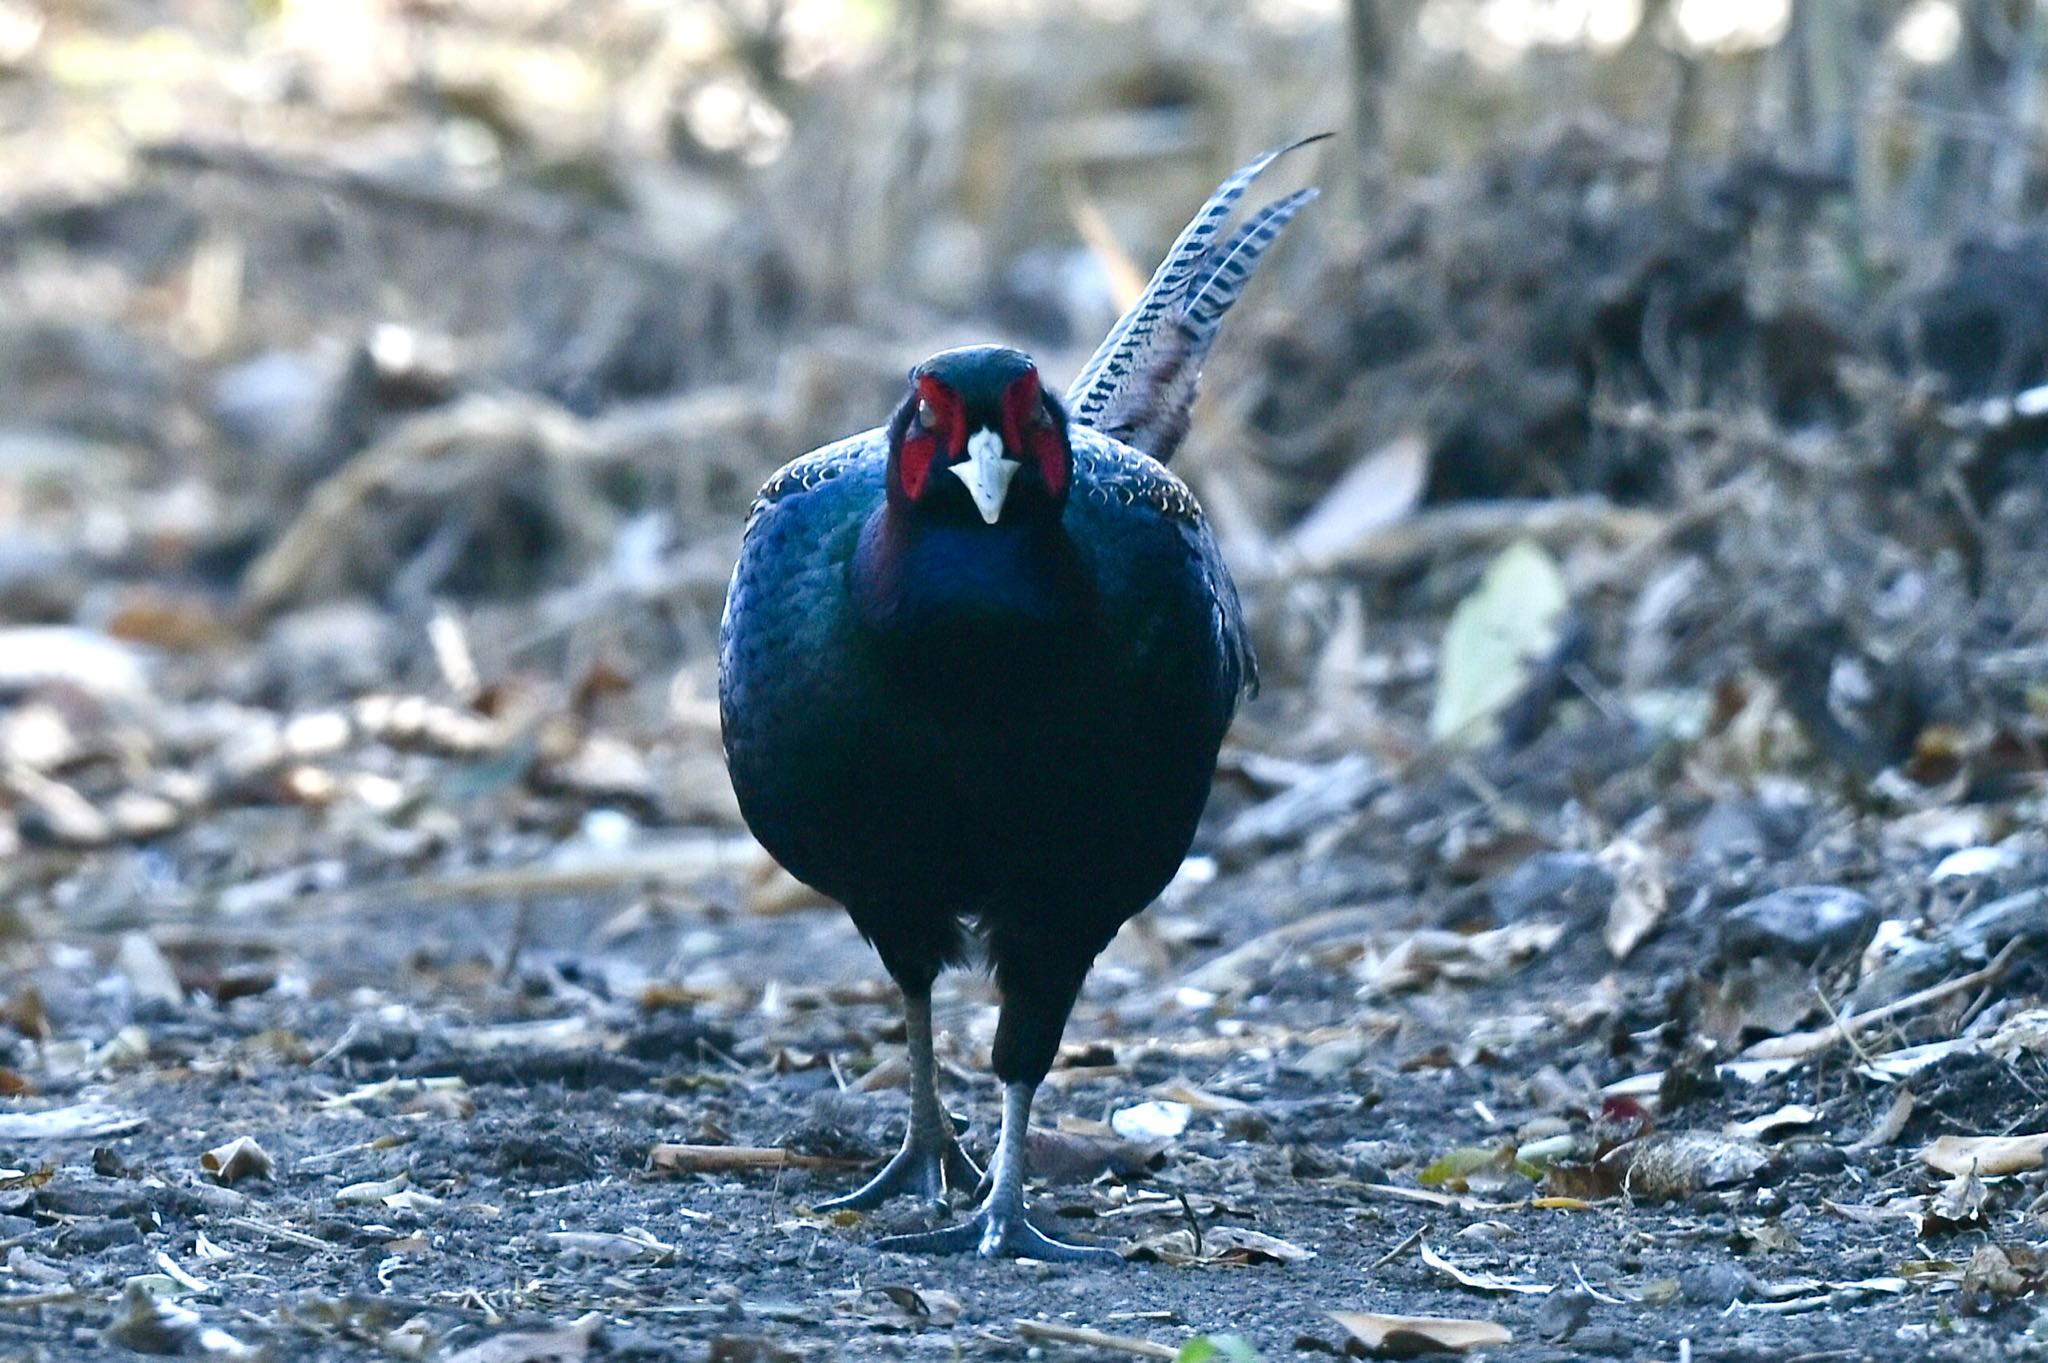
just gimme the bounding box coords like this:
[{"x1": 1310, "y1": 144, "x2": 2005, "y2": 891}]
[{"x1": 719, "y1": 141, "x2": 1319, "y2": 1259}]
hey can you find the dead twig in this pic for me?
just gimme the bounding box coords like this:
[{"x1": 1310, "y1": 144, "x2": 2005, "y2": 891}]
[
  {"x1": 1368, "y1": 1223, "x2": 1428, "y2": 1270},
  {"x1": 0, "y1": 1289, "x2": 85, "y2": 1310},
  {"x1": 1251, "y1": 496, "x2": 1666, "y2": 582},
  {"x1": 1013, "y1": 1320, "x2": 1175, "y2": 1360},
  {"x1": 223, "y1": 1216, "x2": 329, "y2": 1251},
  {"x1": 180, "y1": 835, "x2": 766, "y2": 929},
  {"x1": 648, "y1": 1144, "x2": 863, "y2": 1174},
  {"x1": 1172, "y1": 904, "x2": 1390, "y2": 998},
  {"x1": 1740, "y1": 940, "x2": 2022, "y2": 1063},
  {"x1": 140, "y1": 139, "x2": 693, "y2": 281}
]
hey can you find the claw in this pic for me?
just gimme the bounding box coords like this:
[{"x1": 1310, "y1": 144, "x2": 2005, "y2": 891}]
[
  {"x1": 867, "y1": 1078, "x2": 1121, "y2": 1263},
  {"x1": 816, "y1": 1130, "x2": 981, "y2": 1213},
  {"x1": 873, "y1": 1198, "x2": 1121, "y2": 1263}
]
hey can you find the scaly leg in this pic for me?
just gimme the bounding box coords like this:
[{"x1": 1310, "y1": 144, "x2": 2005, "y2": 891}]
[
  {"x1": 817, "y1": 990, "x2": 980, "y2": 1212},
  {"x1": 873, "y1": 1080, "x2": 1121, "y2": 1262}
]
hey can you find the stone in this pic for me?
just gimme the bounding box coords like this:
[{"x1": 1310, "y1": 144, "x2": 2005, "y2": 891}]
[{"x1": 1717, "y1": 886, "x2": 1879, "y2": 970}]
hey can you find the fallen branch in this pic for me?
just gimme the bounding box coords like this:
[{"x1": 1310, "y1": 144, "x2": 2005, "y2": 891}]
[
  {"x1": 648, "y1": 1144, "x2": 862, "y2": 1174},
  {"x1": 170, "y1": 834, "x2": 769, "y2": 931},
  {"x1": 1249, "y1": 497, "x2": 1664, "y2": 581},
  {"x1": 236, "y1": 395, "x2": 601, "y2": 619},
  {"x1": 140, "y1": 138, "x2": 693, "y2": 280},
  {"x1": 1013, "y1": 1320, "x2": 1175, "y2": 1360},
  {"x1": 1173, "y1": 904, "x2": 1391, "y2": 997},
  {"x1": 223, "y1": 1215, "x2": 329, "y2": 1251},
  {"x1": 0, "y1": 1289, "x2": 84, "y2": 1310},
  {"x1": 1740, "y1": 940, "x2": 2021, "y2": 1062}
]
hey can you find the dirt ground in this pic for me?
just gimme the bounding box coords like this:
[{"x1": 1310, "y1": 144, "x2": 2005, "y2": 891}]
[
  {"x1": 3, "y1": 726, "x2": 2046, "y2": 1363},
  {"x1": 6, "y1": 1, "x2": 2048, "y2": 1360}
]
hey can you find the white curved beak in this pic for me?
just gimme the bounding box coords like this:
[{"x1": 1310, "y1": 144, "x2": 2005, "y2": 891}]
[{"x1": 949, "y1": 428, "x2": 1020, "y2": 525}]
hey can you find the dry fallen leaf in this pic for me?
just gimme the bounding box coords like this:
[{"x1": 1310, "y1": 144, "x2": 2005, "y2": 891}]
[
  {"x1": 1961, "y1": 1245, "x2": 2048, "y2": 1308},
  {"x1": 1419, "y1": 1242, "x2": 1554, "y2": 1295},
  {"x1": 0, "y1": 1102, "x2": 145, "y2": 1140},
  {"x1": 1329, "y1": 1310, "x2": 1512, "y2": 1356},
  {"x1": 547, "y1": 1228, "x2": 676, "y2": 1262},
  {"x1": 1110, "y1": 1100, "x2": 1191, "y2": 1141},
  {"x1": 1284, "y1": 432, "x2": 1432, "y2": 571},
  {"x1": 1599, "y1": 836, "x2": 1666, "y2": 962},
  {"x1": 1429, "y1": 538, "x2": 1569, "y2": 747},
  {"x1": 1360, "y1": 922, "x2": 1564, "y2": 996},
  {"x1": 336, "y1": 1171, "x2": 409, "y2": 1205},
  {"x1": 1603, "y1": 1131, "x2": 1770, "y2": 1203},
  {"x1": 445, "y1": 1314, "x2": 601, "y2": 1363},
  {"x1": 1148, "y1": 1082, "x2": 1251, "y2": 1113},
  {"x1": 1724, "y1": 1105, "x2": 1819, "y2": 1141},
  {"x1": 1013, "y1": 1319, "x2": 1176, "y2": 1360},
  {"x1": 103, "y1": 1282, "x2": 253, "y2": 1358},
  {"x1": 1026, "y1": 1126, "x2": 1166, "y2": 1185},
  {"x1": 1848, "y1": 1090, "x2": 1915, "y2": 1152},
  {"x1": 1923, "y1": 1166, "x2": 1989, "y2": 1235},
  {"x1": 1922, "y1": 1133, "x2": 2048, "y2": 1177},
  {"x1": 1126, "y1": 1225, "x2": 1316, "y2": 1267},
  {"x1": 200, "y1": 1135, "x2": 274, "y2": 1185},
  {"x1": 851, "y1": 1054, "x2": 909, "y2": 1092},
  {"x1": 838, "y1": 1284, "x2": 963, "y2": 1327}
]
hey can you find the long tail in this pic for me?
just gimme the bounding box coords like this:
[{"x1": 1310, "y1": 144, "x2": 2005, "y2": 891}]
[{"x1": 1063, "y1": 135, "x2": 1327, "y2": 464}]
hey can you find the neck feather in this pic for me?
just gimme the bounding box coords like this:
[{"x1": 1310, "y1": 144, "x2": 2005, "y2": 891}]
[{"x1": 851, "y1": 502, "x2": 1093, "y2": 647}]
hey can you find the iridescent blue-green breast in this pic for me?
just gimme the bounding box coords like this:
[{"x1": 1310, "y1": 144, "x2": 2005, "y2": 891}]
[{"x1": 718, "y1": 424, "x2": 1251, "y2": 935}]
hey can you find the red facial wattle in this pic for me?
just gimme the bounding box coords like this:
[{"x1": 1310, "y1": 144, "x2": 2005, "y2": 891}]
[
  {"x1": 897, "y1": 376, "x2": 964, "y2": 501},
  {"x1": 998, "y1": 371, "x2": 1070, "y2": 503}
]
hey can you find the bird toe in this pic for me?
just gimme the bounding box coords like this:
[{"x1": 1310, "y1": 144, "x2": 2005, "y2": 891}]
[{"x1": 871, "y1": 1200, "x2": 1120, "y2": 1263}]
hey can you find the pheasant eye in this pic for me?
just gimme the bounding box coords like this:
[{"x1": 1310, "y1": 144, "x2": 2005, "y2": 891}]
[{"x1": 917, "y1": 399, "x2": 938, "y2": 429}]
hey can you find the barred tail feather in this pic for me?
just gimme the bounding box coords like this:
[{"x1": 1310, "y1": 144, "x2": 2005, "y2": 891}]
[
  {"x1": 1063, "y1": 135, "x2": 1327, "y2": 463},
  {"x1": 1185, "y1": 187, "x2": 1320, "y2": 336}
]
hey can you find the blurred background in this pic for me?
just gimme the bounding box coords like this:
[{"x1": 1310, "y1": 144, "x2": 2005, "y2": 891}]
[
  {"x1": 0, "y1": 0, "x2": 2044, "y2": 958},
  {"x1": 0, "y1": 0, "x2": 2031, "y2": 992}
]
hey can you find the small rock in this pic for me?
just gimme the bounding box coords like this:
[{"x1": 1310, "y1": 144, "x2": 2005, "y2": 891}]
[
  {"x1": 118, "y1": 933, "x2": 184, "y2": 1009},
  {"x1": 707, "y1": 1337, "x2": 798, "y2": 1363},
  {"x1": 107, "y1": 790, "x2": 183, "y2": 840},
  {"x1": 13, "y1": 775, "x2": 112, "y2": 847},
  {"x1": 1491, "y1": 851, "x2": 1614, "y2": 925},
  {"x1": 1695, "y1": 799, "x2": 1767, "y2": 862},
  {"x1": 261, "y1": 601, "x2": 398, "y2": 703},
  {"x1": 211, "y1": 343, "x2": 376, "y2": 489},
  {"x1": 1679, "y1": 1261, "x2": 1763, "y2": 1307},
  {"x1": 1954, "y1": 889, "x2": 2048, "y2": 955},
  {"x1": 34, "y1": 1180, "x2": 154, "y2": 1219},
  {"x1": 1717, "y1": 885, "x2": 1879, "y2": 970},
  {"x1": 620, "y1": 1012, "x2": 735, "y2": 1066},
  {"x1": 1848, "y1": 938, "x2": 1959, "y2": 1011},
  {"x1": 59, "y1": 1215, "x2": 142, "y2": 1253},
  {"x1": 0, "y1": 626, "x2": 151, "y2": 701},
  {"x1": 1563, "y1": 1327, "x2": 1637, "y2": 1356},
  {"x1": 1932, "y1": 845, "x2": 2017, "y2": 882},
  {"x1": 339, "y1": 1023, "x2": 418, "y2": 1064},
  {"x1": 1535, "y1": 1288, "x2": 1595, "y2": 1342},
  {"x1": 1786, "y1": 1144, "x2": 1848, "y2": 1176}
]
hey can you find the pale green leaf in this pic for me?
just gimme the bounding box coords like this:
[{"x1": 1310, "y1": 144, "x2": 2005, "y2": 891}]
[{"x1": 1429, "y1": 538, "x2": 1569, "y2": 747}]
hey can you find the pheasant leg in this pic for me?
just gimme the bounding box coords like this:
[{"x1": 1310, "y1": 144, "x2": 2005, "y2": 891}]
[
  {"x1": 874, "y1": 1081, "x2": 1120, "y2": 1262},
  {"x1": 817, "y1": 991, "x2": 979, "y2": 1212}
]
